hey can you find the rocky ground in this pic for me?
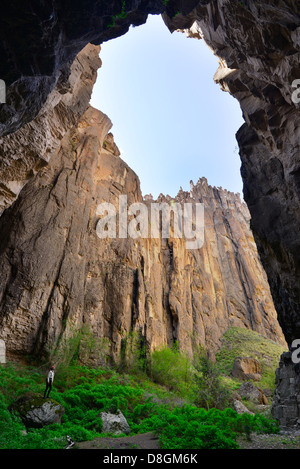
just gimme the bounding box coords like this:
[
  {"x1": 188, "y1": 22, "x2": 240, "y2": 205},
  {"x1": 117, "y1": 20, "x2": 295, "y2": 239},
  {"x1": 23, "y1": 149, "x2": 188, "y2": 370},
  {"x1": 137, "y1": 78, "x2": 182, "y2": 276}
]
[
  {"x1": 75, "y1": 430, "x2": 300, "y2": 450},
  {"x1": 237, "y1": 431, "x2": 300, "y2": 449}
]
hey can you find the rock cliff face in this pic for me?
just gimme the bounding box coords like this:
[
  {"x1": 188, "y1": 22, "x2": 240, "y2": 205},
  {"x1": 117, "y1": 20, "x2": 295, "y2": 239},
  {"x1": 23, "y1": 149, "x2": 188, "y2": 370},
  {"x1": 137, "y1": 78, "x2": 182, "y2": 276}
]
[
  {"x1": 0, "y1": 96, "x2": 285, "y2": 363},
  {"x1": 271, "y1": 351, "x2": 300, "y2": 428},
  {"x1": 0, "y1": 44, "x2": 101, "y2": 216},
  {"x1": 0, "y1": 0, "x2": 199, "y2": 136},
  {"x1": 164, "y1": 1, "x2": 300, "y2": 350},
  {"x1": 0, "y1": 0, "x2": 299, "y2": 422},
  {"x1": 0, "y1": 1, "x2": 298, "y2": 351}
]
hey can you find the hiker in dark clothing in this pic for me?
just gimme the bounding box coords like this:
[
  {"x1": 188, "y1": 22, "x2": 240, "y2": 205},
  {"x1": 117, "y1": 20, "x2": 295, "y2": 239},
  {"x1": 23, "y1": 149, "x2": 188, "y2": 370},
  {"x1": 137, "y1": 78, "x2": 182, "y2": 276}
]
[{"x1": 44, "y1": 366, "x2": 55, "y2": 398}]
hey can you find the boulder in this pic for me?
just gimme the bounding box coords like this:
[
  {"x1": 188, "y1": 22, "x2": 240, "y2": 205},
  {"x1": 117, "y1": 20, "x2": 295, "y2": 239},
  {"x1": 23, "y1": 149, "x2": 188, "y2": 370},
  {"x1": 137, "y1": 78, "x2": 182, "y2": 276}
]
[
  {"x1": 233, "y1": 400, "x2": 254, "y2": 415},
  {"x1": 10, "y1": 392, "x2": 64, "y2": 428},
  {"x1": 232, "y1": 357, "x2": 262, "y2": 381},
  {"x1": 100, "y1": 410, "x2": 131, "y2": 435},
  {"x1": 239, "y1": 381, "x2": 268, "y2": 405}
]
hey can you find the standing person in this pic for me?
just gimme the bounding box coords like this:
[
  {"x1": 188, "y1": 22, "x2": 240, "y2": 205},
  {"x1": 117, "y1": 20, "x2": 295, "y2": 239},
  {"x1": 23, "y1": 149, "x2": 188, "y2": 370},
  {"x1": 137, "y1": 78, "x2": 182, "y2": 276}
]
[{"x1": 44, "y1": 366, "x2": 55, "y2": 398}]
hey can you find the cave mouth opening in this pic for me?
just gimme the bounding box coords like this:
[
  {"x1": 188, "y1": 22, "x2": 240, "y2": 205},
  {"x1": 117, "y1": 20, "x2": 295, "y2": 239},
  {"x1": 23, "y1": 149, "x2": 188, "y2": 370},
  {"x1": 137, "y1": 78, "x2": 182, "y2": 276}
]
[{"x1": 90, "y1": 14, "x2": 245, "y2": 200}]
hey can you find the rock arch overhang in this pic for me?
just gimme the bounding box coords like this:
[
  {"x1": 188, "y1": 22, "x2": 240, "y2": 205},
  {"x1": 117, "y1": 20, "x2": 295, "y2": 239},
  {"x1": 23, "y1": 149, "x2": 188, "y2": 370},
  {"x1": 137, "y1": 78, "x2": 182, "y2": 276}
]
[{"x1": 0, "y1": 1, "x2": 300, "y2": 350}]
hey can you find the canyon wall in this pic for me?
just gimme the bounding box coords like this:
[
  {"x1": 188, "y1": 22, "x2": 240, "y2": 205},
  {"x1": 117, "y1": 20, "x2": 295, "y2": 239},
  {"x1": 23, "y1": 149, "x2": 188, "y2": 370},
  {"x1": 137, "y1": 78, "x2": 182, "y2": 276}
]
[
  {"x1": 0, "y1": 1, "x2": 298, "y2": 350},
  {"x1": 0, "y1": 65, "x2": 285, "y2": 362},
  {"x1": 0, "y1": 0, "x2": 299, "y2": 423},
  {"x1": 0, "y1": 44, "x2": 101, "y2": 216},
  {"x1": 164, "y1": 0, "x2": 300, "y2": 349}
]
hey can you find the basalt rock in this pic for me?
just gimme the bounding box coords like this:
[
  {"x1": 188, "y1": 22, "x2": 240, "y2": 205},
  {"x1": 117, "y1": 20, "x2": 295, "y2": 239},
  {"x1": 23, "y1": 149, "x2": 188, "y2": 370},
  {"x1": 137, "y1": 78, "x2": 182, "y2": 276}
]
[
  {"x1": 238, "y1": 381, "x2": 268, "y2": 405},
  {"x1": 164, "y1": 1, "x2": 300, "y2": 349},
  {"x1": 9, "y1": 392, "x2": 64, "y2": 429},
  {"x1": 271, "y1": 352, "x2": 300, "y2": 428},
  {"x1": 0, "y1": 102, "x2": 285, "y2": 363},
  {"x1": 0, "y1": 43, "x2": 101, "y2": 215}
]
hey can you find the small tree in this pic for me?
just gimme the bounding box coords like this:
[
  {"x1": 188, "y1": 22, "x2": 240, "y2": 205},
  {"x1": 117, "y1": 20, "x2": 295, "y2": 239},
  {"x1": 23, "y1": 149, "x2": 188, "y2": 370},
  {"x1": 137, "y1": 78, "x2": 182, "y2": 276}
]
[
  {"x1": 192, "y1": 347, "x2": 231, "y2": 410},
  {"x1": 149, "y1": 342, "x2": 193, "y2": 395},
  {"x1": 119, "y1": 331, "x2": 147, "y2": 375}
]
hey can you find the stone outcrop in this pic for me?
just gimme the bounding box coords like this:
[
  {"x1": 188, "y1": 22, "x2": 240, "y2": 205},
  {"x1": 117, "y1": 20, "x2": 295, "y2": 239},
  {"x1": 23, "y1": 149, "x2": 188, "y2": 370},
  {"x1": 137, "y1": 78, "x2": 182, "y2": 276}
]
[
  {"x1": 9, "y1": 392, "x2": 65, "y2": 428},
  {"x1": 233, "y1": 400, "x2": 254, "y2": 416},
  {"x1": 271, "y1": 352, "x2": 300, "y2": 428},
  {"x1": 100, "y1": 410, "x2": 131, "y2": 435},
  {"x1": 0, "y1": 43, "x2": 101, "y2": 215},
  {"x1": 239, "y1": 381, "x2": 268, "y2": 405},
  {"x1": 232, "y1": 357, "x2": 262, "y2": 382},
  {"x1": 164, "y1": 2, "x2": 300, "y2": 350},
  {"x1": 0, "y1": 97, "x2": 285, "y2": 363}
]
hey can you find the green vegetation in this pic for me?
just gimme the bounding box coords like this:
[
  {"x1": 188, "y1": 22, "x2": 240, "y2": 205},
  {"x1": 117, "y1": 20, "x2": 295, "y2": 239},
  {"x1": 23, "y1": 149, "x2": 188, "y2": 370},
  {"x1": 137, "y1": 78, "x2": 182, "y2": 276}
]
[
  {"x1": 149, "y1": 343, "x2": 193, "y2": 395},
  {"x1": 0, "y1": 327, "x2": 284, "y2": 450},
  {"x1": 192, "y1": 348, "x2": 232, "y2": 410}
]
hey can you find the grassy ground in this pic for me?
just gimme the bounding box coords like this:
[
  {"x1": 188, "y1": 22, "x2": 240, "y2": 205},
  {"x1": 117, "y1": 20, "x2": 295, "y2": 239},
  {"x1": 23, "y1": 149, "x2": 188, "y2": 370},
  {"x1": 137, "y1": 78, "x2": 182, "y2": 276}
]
[{"x1": 216, "y1": 327, "x2": 286, "y2": 393}]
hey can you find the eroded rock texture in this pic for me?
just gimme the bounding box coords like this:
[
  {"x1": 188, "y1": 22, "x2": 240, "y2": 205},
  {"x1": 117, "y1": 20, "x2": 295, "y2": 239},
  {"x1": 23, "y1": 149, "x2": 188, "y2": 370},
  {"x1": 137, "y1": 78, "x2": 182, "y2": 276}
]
[
  {"x1": 0, "y1": 44, "x2": 100, "y2": 215},
  {"x1": 271, "y1": 351, "x2": 300, "y2": 428},
  {"x1": 0, "y1": 100, "x2": 285, "y2": 363},
  {"x1": 164, "y1": 1, "x2": 300, "y2": 349},
  {"x1": 0, "y1": 1, "x2": 298, "y2": 350}
]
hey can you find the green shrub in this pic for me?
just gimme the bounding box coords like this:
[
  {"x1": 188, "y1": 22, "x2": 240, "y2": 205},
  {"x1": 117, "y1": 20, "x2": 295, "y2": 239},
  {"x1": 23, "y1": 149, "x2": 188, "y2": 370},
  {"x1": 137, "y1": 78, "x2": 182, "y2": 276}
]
[
  {"x1": 149, "y1": 343, "x2": 193, "y2": 395},
  {"x1": 135, "y1": 404, "x2": 279, "y2": 449}
]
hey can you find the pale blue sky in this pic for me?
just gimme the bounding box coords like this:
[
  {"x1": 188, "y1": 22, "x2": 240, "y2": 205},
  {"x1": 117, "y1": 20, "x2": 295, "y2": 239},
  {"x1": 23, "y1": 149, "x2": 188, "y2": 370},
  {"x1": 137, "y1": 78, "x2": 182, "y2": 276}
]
[{"x1": 91, "y1": 14, "x2": 245, "y2": 199}]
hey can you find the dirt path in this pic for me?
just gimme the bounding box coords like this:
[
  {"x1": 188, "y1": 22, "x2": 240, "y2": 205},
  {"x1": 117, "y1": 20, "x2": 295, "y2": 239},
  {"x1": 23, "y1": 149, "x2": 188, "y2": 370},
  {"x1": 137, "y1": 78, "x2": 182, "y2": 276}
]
[
  {"x1": 75, "y1": 430, "x2": 300, "y2": 450},
  {"x1": 75, "y1": 432, "x2": 160, "y2": 450}
]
